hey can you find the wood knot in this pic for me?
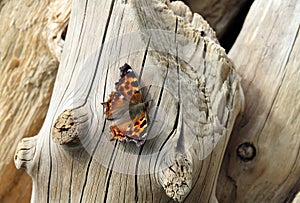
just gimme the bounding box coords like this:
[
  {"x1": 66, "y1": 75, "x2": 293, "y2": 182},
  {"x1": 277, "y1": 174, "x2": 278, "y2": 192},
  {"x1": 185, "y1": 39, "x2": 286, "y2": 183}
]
[
  {"x1": 237, "y1": 142, "x2": 256, "y2": 161},
  {"x1": 51, "y1": 108, "x2": 89, "y2": 148}
]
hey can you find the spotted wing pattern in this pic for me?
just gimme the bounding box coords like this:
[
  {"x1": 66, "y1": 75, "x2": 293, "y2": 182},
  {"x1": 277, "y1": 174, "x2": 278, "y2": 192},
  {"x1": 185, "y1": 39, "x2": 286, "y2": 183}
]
[{"x1": 102, "y1": 63, "x2": 148, "y2": 146}]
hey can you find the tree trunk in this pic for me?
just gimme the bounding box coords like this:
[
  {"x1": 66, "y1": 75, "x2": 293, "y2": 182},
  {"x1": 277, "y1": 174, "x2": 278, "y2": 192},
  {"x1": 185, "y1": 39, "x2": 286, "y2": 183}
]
[
  {"x1": 12, "y1": 0, "x2": 300, "y2": 202},
  {"x1": 14, "y1": 0, "x2": 242, "y2": 202},
  {"x1": 217, "y1": 0, "x2": 300, "y2": 202}
]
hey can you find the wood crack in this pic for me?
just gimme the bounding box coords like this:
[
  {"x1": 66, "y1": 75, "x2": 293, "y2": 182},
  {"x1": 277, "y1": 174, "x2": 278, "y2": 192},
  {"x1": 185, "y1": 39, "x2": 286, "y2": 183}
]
[
  {"x1": 68, "y1": 157, "x2": 74, "y2": 203},
  {"x1": 47, "y1": 136, "x2": 53, "y2": 203},
  {"x1": 103, "y1": 142, "x2": 118, "y2": 202},
  {"x1": 138, "y1": 36, "x2": 151, "y2": 83},
  {"x1": 86, "y1": 0, "x2": 116, "y2": 105}
]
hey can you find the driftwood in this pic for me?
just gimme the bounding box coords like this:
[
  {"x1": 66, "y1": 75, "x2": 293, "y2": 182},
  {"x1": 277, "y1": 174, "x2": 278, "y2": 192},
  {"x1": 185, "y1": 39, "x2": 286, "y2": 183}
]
[
  {"x1": 14, "y1": 0, "x2": 243, "y2": 202},
  {"x1": 0, "y1": 0, "x2": 70, "y2": 202},
  {"x1": 8, "y1": 0, "x2": 300, "y2": 202},
  {"x1": 217, "y1": 0, "x2": 300, "y2": 202}
]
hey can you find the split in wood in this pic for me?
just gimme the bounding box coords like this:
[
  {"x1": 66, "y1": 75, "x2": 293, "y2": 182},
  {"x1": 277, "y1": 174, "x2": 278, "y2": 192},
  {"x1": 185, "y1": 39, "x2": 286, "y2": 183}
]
[{"x1": 51, "y1": 108, "x2": 89, "y2": 149}]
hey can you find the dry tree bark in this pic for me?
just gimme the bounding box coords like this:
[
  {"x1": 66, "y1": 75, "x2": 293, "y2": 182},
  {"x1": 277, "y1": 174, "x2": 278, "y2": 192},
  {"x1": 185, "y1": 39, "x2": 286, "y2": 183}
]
[
  {"x1": 217, "y1": 0, "x2": 300, "y2": 202},
  {"x1": 14, "y1": 0, "x2": 242, "y2": 202},
  {"x1": 0, "y1": 0, "x2": 70, "y2": 202}
]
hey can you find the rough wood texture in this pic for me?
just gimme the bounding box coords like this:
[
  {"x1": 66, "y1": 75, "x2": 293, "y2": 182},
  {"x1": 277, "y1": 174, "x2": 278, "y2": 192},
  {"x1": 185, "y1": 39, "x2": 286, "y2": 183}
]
[
  {"x1": 217, "y1": 0, "x2": 300, "y2": 202},
  {"x1": 14, "y1": 0, "x2": 242, "y2": 202},
  {"x1": 0, "y1": 0, "x2": 70, "y2": 202}
]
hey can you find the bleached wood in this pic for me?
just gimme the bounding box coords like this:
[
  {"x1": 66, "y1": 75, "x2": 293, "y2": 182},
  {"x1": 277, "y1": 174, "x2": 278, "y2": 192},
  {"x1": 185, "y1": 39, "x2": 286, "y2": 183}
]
[
  {"x1": 0, "y1": 0, "x2": 70, "y2": 202},
  {"x1": 14, "y1": 0, "x2": 242, "y2": 202},
  {"x1": 217, "y1": 0, "x2": 300, "y2": 202}
]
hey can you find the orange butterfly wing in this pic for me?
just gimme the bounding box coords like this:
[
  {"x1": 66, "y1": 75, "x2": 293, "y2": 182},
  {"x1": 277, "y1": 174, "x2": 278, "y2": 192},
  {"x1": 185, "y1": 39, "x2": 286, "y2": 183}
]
[
  {"x1": 101, "y1": 91, "x2": 127, "y2": 120},
  {"x1": 102, "y1": 64, "x2": 148, "y2": 146},
  {"x1": 109, "y1": 111, "x2": 147, "y2": 146}
]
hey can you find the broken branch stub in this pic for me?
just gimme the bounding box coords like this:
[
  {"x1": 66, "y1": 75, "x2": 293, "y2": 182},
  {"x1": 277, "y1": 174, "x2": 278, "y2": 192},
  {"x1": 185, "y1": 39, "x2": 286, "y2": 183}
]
[
  {"x1": 51, "y1": 107, "x2": 90, "y2": 149},
  {"x1": 14, "y1": 136, "x2": 38, "y2": 175}
]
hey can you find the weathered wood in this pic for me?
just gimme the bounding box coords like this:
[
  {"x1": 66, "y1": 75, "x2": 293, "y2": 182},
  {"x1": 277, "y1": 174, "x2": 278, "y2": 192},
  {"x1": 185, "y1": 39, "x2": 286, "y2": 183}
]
[
  {"x1": 217, "y1": 0, "x2": 300, "y2": 202},
  {"x1": 14, "y1": 0, "x2": 242, "y2": 202},
  {"x1": 0, "y1": 0, "x2": 70, "y2": 202}
]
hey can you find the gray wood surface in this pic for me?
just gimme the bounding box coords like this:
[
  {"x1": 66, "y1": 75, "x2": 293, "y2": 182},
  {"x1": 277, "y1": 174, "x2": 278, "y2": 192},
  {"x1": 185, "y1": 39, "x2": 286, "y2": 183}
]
[
  {"x1": 14, "y1": 0, "x2": 242, "y2": 202},
  {"x1": 217, "y1": 0, "x2": 300, "y2": 202}
]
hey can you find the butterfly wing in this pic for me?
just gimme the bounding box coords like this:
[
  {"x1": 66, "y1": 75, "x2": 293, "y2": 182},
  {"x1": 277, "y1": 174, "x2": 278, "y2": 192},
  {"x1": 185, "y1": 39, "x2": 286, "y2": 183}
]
[
  {"x1": 115, "y1": 64, "x2": 142, "y2": 105},
  {"x1": 102, "y1": 63, "x2": 148, "y2": 146},
  {"x1": 102, "y1": 64, "x2": 141, "y2": 119},
  {"x1": 109, "y1": 120, "x2": 131, "y2": 142},
  {"x1": 101, "y1": 91, "x2": 129, "y2": 120},
  {"x1": 125, "y1": 111, "x2": 148, "y2": 146},
  {"x1": 110, "y1": 107, "x2": 148, "y2": 146}
]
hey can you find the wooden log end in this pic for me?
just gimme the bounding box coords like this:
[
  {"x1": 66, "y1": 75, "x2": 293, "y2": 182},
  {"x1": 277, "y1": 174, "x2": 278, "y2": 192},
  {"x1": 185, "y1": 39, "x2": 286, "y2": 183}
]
[
  {"x1": 159, "y1": 153, "x2": 193, "y2": 202},
  {"x1": 168, "y1": 1, "x2": 193, "y2": 22},
  {"x1": 51, "y1": 108, "x2": 89, "y2": 149},
  {"x1": 14, "y1": 136, "x2": 38, "y2": 174}
]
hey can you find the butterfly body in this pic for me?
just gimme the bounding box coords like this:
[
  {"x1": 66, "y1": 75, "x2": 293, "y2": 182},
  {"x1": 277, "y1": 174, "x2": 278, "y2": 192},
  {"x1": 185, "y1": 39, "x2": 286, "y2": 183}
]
[
  {"x1": 129, "y1": 101, "x2": 148, "y2": 120},
  {"x1": 102, "y1": 64, "x2": 148, "y2": 146}
]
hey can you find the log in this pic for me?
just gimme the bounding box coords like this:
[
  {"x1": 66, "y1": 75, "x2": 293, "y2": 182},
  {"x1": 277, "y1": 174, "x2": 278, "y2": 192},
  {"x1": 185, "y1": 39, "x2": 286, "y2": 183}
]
[
  {"x1": 217, "y1": 0, "x2": 300, "y2": 202},
  {"x1": 14, "y1": 0, "x2": 242, "y2": 202},
  {"x1": 0, "y1": 0, "x2": 70, "y2": 202}
]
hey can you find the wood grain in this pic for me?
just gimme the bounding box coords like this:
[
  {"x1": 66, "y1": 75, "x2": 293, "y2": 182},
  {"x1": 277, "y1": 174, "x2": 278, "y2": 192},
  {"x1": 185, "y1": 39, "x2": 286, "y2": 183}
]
[
  {"x1": 217, "y1": 0, "x2": 300, "y2": 202},
  {"x1": 14, "y1": 0, "x2": 242, "y2": 202}
]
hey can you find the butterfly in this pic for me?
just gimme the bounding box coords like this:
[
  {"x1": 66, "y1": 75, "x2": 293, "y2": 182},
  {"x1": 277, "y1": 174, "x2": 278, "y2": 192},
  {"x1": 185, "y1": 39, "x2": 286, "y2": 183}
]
[{"x1": 102, "y1": 63, "x2": 149, "y2": 146}]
